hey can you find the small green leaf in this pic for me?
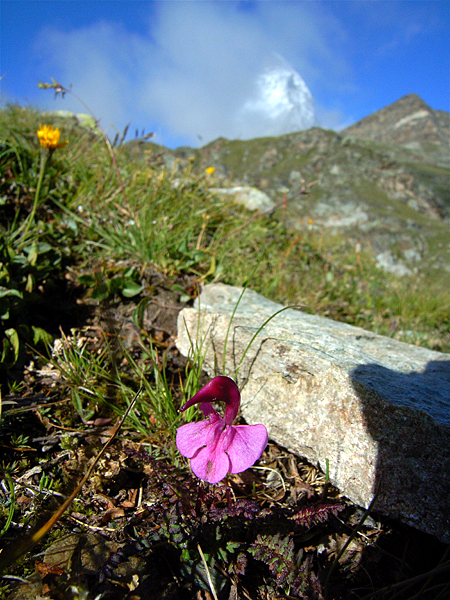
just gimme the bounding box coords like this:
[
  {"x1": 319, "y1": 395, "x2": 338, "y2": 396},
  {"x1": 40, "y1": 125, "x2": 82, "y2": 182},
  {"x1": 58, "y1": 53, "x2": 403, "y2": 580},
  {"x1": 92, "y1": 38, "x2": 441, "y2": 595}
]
[
  {"x1": 64, "y1": 218, "x2": 78, "y2": 234},
  {"x1": 1, "y1": 338, "x2": 11, "y2": 366},
  {"x1": 0, "y1": 287, "x2": 22, "y2": 299},
  {"x1": 2, "y1": 328, "x2": 20, "y2": 366},
  {"x1": 91, "y1": 282, "x2": 110, "y2": 301},
  {"x1": 121, "y1": 279, "x2": 143, "y2": 298},
  {"x1": 218, "y1": 548, "x2": 228, "y2": 562},
  {"x1": 177, "y1": 239, "x2": 188, "y2": 254},
  {"x1": 78, "y1": 274, "x2": 97, "y2": 286},
  {"x1": 32, "y1": 326, "x2": 53, "y2": 347},
  {"x1": 28, "y1": 242, "x2": 38, "y2": 266},
  {"x1": 25, "y1": 273, "x2": 35, "y2": 293},
  {"x1": 5, "y1": 328, "x2": 20, "y2": 357},
  {"x1": 0, "y1": 298, "x2": 11, "y2": 319},
  {"x1": 123, "y1": 267, "x2": 137, "y2": 278},
  {"x1": 181, "y1": 549, "x2": 193, "y2": 562},
  {"x1": 37, "y1": 242, "x2": 52, "y2": 254},
  {"x1": 226, "y1": 541, "x2": 241, "y2": 554},
  {"x1": 133, "y1": 296, "x2": 152, "y2": 329}
]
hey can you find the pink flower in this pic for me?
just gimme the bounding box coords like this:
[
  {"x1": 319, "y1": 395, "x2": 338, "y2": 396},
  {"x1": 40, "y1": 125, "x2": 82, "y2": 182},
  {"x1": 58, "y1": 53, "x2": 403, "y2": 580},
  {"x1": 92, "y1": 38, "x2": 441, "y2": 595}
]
[{"x1": 176, "y1": 376, "x2": 268, "y2": 484}]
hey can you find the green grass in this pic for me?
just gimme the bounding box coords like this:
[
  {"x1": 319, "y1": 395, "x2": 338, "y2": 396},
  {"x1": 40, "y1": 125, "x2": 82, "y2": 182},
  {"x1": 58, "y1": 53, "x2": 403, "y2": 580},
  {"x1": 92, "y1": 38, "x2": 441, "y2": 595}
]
[{"x1": 0, "y1": 103, "x2": 448, "y2": 383}]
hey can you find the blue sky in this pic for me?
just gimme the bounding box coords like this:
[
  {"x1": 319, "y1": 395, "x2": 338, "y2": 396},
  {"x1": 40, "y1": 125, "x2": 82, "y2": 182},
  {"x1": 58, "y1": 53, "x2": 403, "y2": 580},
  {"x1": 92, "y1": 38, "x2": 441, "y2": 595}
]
[{"x1": 1, "y1": 0, "x2": 449, "y2": 148}]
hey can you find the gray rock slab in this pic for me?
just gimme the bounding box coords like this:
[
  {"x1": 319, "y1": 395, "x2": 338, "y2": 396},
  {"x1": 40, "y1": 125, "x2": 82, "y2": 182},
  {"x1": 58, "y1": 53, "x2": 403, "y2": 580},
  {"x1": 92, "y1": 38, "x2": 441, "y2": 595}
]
[
  {"x1": 176, "y1": 283, "x2": 450, "y2": 542},
  {"x1": 210, "y1": 186, "x2": 275, "y2": 212}
]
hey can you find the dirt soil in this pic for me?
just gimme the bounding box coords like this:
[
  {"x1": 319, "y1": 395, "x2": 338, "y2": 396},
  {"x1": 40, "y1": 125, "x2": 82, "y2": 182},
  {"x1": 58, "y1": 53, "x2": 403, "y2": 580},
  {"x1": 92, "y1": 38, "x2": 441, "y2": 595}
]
[{"x1": 0, "y1": 268, "x2": 448, "y2": 600}]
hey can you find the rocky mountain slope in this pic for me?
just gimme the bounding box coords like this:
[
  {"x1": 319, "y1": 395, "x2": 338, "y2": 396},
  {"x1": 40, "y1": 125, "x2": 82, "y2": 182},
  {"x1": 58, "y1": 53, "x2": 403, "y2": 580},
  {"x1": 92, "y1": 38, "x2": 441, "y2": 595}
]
[
  {"x1": 342, "y1": 93, "x2": 450, "y2": 157},
  {"x1": 124, "y1": 94, "x2": 450, "y2": 285}
]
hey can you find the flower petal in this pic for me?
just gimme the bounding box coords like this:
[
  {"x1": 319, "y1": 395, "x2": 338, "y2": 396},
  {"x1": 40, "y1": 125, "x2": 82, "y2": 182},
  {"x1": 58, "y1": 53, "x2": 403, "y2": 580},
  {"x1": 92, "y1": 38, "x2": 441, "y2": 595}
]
[
  {"x1": 226, "y1": 424, "x2": 268, "y2": 474},
  {"x1": 179, "y1": 376, "x2": 240, "y2": 424},
  {"x1": 176, "y1": 413, "x2": 223, "y2": 458},
  {"x1": 189, "y1": 443, "x2": 231, "y2": 484}
]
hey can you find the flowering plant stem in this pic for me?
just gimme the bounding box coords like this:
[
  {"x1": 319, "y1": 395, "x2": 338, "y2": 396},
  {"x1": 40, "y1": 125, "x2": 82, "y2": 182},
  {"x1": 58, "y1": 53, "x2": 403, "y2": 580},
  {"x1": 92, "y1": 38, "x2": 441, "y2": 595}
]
[
  {"x1": 38, "y1": 79, "x2": 135, "y2": 218},
  {"x1": 19, "y1": 150, "x2": 48, "y2": 241}
]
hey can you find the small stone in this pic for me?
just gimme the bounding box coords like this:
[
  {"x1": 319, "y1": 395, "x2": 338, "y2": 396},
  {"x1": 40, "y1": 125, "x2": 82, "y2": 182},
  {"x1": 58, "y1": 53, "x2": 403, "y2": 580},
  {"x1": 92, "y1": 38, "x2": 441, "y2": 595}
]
[
  {"x1": 210, "y1": 186, "x2": 275, "y2": 212},
  {"x1": 376, "y1": 251, "x2": 413, "y2": 276}
]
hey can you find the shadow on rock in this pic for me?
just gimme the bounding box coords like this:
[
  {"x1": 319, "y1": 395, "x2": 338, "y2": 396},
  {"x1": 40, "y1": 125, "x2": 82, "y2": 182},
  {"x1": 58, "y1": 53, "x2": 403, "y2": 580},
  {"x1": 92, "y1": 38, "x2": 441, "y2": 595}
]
[{"x1": 350, "y1": 360, "x2": 450, "y2": 543}]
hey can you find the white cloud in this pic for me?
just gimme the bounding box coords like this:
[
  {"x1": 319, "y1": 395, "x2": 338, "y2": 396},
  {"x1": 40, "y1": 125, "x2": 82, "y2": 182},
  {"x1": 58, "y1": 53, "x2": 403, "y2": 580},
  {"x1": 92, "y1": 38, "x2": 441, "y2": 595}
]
[{"x1": 34, "y1": 2, "x2": 354, "y2": 146}]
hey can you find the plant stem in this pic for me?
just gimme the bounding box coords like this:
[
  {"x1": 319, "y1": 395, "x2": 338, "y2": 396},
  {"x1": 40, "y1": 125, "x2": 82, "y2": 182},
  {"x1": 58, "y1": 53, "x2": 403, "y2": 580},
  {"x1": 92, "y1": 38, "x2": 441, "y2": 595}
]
[
  {"x1": 20, "y1": 150, "x2": 48, "y2": 241},
  {"x1": 0, "y1": 472, "x2": 16, "y2": 539}
]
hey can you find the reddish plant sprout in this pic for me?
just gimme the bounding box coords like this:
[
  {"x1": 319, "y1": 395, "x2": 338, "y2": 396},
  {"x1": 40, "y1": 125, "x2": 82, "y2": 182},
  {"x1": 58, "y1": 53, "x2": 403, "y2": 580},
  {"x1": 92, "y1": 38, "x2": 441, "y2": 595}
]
[{"x1": 176, "y1": 376, "x2": 268, "y2": 484}]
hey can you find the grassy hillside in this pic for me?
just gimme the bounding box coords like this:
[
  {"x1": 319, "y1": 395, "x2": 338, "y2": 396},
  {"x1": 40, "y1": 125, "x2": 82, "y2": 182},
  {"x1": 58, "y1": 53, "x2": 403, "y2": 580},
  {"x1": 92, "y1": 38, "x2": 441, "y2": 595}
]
[
  {"x1": 1, "y1": 104, "x2": 448, "y2": 383},
  {"x1": 0, "y1": 104, "x2": 449, "y2": 599}
]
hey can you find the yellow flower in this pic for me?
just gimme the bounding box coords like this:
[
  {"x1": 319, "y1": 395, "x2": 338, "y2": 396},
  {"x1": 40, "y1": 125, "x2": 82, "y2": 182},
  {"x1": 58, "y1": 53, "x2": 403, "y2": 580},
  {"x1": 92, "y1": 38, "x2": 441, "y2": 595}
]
[
  {"x1": 37, "y1": 124, "x2": 68, "y2": 150},
  {"x1": 205, "y1": 167, "x2": 215, "y2": 175}
]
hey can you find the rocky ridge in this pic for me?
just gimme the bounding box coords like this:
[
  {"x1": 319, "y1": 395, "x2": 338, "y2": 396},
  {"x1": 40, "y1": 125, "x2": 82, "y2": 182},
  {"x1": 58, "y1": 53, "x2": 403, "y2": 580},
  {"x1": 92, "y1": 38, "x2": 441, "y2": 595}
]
[
  {"x1": 124, "y1": 94, "x2": 450, "y2": 284},
  {"x1": 342, "y1": 93, "x2": 450, "y2": 153}
]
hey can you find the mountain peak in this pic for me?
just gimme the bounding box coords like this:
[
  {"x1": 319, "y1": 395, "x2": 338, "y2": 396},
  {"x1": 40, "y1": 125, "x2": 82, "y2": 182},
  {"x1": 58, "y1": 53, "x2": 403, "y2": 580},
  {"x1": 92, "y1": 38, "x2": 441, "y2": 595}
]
[
  {"x1": 236, "y1": 54, "x2": 315, "y2": 139},
  {"x1": 342, "y1": 94, "x2": 449, "y2": 151}
]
